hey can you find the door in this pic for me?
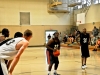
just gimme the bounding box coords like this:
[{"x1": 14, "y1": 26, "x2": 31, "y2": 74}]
[{"x1": 45, "y1": 30, "x2": 57, "y2": 44}]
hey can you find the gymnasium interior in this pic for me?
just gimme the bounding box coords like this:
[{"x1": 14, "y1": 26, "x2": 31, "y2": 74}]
[{"x1": 0, "y1": 0, "x2": 100, "y2": 75}]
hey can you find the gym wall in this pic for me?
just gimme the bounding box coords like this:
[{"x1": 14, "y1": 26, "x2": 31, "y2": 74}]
[
  {"x1": 74, "y1": 4, "x2": 100, "y2": 31},
  {"x1": 0, "y1": 0, "x2": 72, "y2": 46},
  {"x1": 0, "y1": 0, "x2": 70, "y2": 25},
  {"x1": 0, "y1": 25, "x2": 71, "y2": 46}
]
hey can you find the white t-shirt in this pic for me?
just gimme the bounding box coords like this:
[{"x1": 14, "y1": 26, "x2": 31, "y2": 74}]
[{"x1": 0, "y1": 37, "x2": 25, "y2": 60}]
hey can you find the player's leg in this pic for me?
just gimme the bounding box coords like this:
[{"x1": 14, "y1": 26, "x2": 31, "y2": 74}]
[
  {"x1": 81, "y1": 57, "x2": 85, "y2": 69},
  {"x1": 48, "y1": 64, "x2": 53, "y2": 75},
  {"x1": 46, "y1": 50, "x2": 54, "y2": 75},
  {"x1": 54, "y1": 57, "x2": 59, "y2": 75},
  {"x1": 48, "y1": 56, "x2": 54, "y2": 75},
  {"x1": 84, "y1": 57, "x2": 87, "y2": 68},
  {"x1": 0, "y1": 62, "x2": 4, "y2": 75},
  {"x1": 81, "y1": 46, "x2": 85, "y2": 69},
  {"x1": 0, "y1": 59, "x2": 8, "y2": 75}
]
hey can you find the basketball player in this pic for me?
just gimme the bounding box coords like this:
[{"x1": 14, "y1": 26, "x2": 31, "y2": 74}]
[
  {"x1": 14, "y1": 32, "x2": 23, "y2": 38},
  {"x1": 46, "y1": 32, "x2": 60, "y2": 75},
  {"x1": 76, "y1": 28, "x2": 90, "y2": 70},
  {"x1": 0, "y1": 32, "x2": 23, "y2": 46},
  {"x1": 0, "y1": 28, "x2": 9, "y2": 43},
  {"x1": 0, "y1": 29, "x2": 32, "y2": 75},
  {"x1": 6, "y1": 32, "x2": 23, "y2": 67},
  {"x1": 0, "y1": 28, "x2": 10, "y2": 65},
  {"x1": 92, "y1": 37, "x2": 100, "y2": 51}
]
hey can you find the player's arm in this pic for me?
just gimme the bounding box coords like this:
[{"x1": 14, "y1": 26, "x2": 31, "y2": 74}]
[
  {"x1": 58, "y1": 41, "x2": 60, "y2": 50},
  {"x1": 7, "y1": 60, "x2": 13, "y2": 69},
  {"x1": 46, "y1": 39, "x2": 55, "y2": 51},
  {"x1": 88, "y1": 34, "x2": 91, "y2": 44},
  {"x1": 76, "y1": 34, "x2": 80, "y2": 45},
  {"x1": 8, "y1": 41, "x2": 29, "y2": 74}
]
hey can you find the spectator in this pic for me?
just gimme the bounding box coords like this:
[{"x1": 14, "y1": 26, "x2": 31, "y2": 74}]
[
  {"x1": 90, "y1": 33, "x2": 96, "y2": 46},
  {"x1": 68, "y1": 34, "x2": 75, "y2": 43},
  {"x1": 47, "y1": 34, "x2": 51, "y2": 41},
  {"x1": 92, "y1": 26, "x2": 99, "y2": 37},
  {"x1": 0, "y1": 28, "x2": 9, "y2": 43},
  {"x1": 63, "y1": 34, "x2": 67, "y2": 44},
  {"x1": 92, "y1": 37, "x2": 100, "y2": 51}
]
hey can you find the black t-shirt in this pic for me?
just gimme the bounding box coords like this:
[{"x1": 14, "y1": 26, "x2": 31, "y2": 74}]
[
  {"x1": 80, "y1": 33, "x2": 90, "y2": 45},
  {"x1": 47, "y1": 38, "x2": 60, "y2": 54}
]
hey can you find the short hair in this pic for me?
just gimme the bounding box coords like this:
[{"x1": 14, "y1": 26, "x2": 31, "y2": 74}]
[
  {"x1": 54, "y1": 31, "x2": 59, "y2": 34},
  {"x1": 2, "y1": 28, "x2": 9, "y2": 35},
  {"x1": 1, "y1": 28, "x2": 9, "y2": 37},
  {"x1": 24, "y1": 29, "x2": 32, "y2": 37},
  {"x1": 98, "y1": 37, "x2": 100, "y2": 39},
  {"x1": 14, "y1": 32, "x2": 23, "y2": 38}
]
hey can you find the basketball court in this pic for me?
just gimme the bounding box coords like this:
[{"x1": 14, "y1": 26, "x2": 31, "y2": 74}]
[
  {"x1": 13, "y1": 47, "x2": 100, "y2": 75},
  {"x1": 0, "y1": 0, "x2": 100, "y2": 75}
]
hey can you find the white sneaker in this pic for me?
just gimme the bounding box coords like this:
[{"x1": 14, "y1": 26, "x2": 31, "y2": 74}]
[
  {"x1": 48, "y1": 73, "x2": 50, "y2": 75},
  {"x1": 82, "y1": 65, "x2": 85, "y2": 69},
  {"x1": 53, "y1": 72, "x2": 60, "y2": 75},
  {"x1": 84, "y1": 65, "x2": 87, "y2": 68}
]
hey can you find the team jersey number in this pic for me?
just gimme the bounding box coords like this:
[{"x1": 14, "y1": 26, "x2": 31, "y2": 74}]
[
  {"x1": 6, "y1": 40, "x2": 15, "y2": 45},
  {"x1": 83, "y1": 38, "x2": 87, "y2": 43},
  {"x1": 54, "y1": 44, "x2": 59, "y2": 49}
]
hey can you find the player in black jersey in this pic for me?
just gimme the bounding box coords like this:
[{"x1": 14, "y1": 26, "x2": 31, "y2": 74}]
[
  {"x1": 0, "y1": 28, "x2": 9, "y2": 43},
  {"x1": 76, "y1": 28, "x2": 90, "y2": 70},
  {"x1": 46, "y1": 32, "x2": 60, "y2": 75}
]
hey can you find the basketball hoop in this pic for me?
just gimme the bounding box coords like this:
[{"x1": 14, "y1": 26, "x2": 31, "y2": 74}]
[
  {"x1": 77, "y1": 21, "x2": 81, "y2": 23},
  {"x1": 76, "y1": 21, "x2": 81, "y2": 26}
]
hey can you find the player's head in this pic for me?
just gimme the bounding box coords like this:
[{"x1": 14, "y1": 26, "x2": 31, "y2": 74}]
[
  {"x1": 94, "y1": 26, "x2": 96, "y2": 29},
  {"x1": 2, "y1": 28, "x2": 9, "y2": 37},
  {"x1": 98, "y1": 37, "x2": 100, "y2": 40},
  {"x1": 24, "y1": 29, "x2": 32, "y2": 41},
  {"x1": 14, "y1": 32, "x2": 23, "y2": 38},
  {"x1": 83, "y1": 28, "x2": 86, "y2": 33},
  {"x1": 54, "y1": 31, "x2": 59, "y2": 39}
]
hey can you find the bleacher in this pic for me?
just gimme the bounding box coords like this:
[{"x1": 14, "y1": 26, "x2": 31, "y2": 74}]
[
  {"x1": 61, "y1": 26, "x2": 100, "y2": 51},
  {"x1": 61, "y1": 42, "x2": 100, "y2": 50}
]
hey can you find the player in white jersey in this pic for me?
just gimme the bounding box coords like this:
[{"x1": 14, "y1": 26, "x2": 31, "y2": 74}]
[{"x1": 0, "y1": 29, "x2": 32, "y2": 75}]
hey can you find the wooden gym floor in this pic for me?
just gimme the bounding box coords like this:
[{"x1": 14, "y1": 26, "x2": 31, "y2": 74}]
[{"x1": 13, "y1": 47, "x2": 100, "y2": 75}]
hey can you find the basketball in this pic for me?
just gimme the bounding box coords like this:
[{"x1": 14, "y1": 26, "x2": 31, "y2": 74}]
[{"x1": 53, "y1": 50, "x2": 60, "y2": 57}]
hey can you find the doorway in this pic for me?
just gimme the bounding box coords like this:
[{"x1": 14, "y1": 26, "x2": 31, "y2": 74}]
[{"x1": 45, "y1": 30, "x2": 57, "y2": 44}]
